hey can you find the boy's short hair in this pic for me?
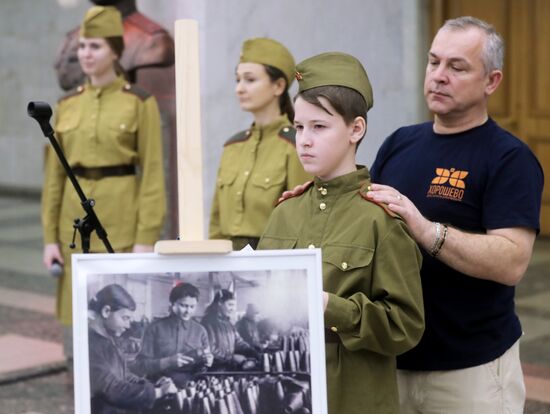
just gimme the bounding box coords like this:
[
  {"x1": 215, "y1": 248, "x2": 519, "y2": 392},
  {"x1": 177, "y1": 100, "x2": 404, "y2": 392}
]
[{"x1": 297, "y1": 85, "x2": 368, "y2": 126}]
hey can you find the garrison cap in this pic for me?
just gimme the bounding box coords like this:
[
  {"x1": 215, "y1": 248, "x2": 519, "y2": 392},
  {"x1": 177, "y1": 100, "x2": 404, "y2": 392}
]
[
  {"x1": 240, "y1": 38, "x2": 295, "y2": 86},
  {"x1": 80, "y1": 6, "x2": 123, "y2": 38},
  {"x1": 295, "y1": 52, "x2": 374, "y2": 111}
]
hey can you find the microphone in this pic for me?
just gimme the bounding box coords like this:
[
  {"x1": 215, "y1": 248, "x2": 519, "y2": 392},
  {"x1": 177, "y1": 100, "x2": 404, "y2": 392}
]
[
  {"x1": 49, "y1": 260, "x2": 64, "y2": 278},
  {"x1": 27, "y1": 101, "x2": 54, "y2": 137}
]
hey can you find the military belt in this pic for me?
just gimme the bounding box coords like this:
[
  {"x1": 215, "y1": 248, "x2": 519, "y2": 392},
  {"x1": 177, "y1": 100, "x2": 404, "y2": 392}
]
[
  {"x1": 325, "y1": 329, "x2": 341, "y2": 344},
  {"x1": 73, "y1": 165, "x2": 136, "y2": 180}
]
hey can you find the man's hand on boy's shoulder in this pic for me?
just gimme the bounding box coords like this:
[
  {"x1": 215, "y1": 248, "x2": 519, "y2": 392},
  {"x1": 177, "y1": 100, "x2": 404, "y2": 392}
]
[{"x1": 277, "y1": 181, "x2": 313, "y2": 204}]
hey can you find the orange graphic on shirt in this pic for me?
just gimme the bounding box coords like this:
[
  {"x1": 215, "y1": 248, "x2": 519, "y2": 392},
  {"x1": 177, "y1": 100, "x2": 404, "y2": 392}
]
[
  {"x1": 427, "y1": 168, "x2": 469, "y2": 201},
  {"x1": 431, "y1": 168, "x2": 469, "y2": 189}
]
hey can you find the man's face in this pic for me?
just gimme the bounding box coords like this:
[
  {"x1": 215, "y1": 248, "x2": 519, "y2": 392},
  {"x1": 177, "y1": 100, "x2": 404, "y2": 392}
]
[
  {"x1": 172, "y1": 296, "x2": 198, "y2": 321},
  {"x1": 424, "y1": 27, "x2": 493, "y2": 120}
]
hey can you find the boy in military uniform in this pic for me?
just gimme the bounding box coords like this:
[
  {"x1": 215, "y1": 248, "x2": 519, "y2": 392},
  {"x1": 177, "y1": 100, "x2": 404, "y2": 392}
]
[{"x1": 257, "y1": 52, "x2": 425, "y2": 413}]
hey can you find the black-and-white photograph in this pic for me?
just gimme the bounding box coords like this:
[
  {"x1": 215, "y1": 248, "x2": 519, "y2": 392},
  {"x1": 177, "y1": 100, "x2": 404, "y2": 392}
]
[{"x1": 72, "y1": 250, "x2": 326, "y2": 414}]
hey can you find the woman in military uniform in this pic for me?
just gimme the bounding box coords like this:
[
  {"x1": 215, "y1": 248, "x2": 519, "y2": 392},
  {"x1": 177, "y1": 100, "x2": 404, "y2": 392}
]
[
  {"x1": 208, "y1": 38, "x2": 311, "y2": 250},
  {"x1": 258, "y1": 53, "x2": 424, "y2": 413},
  {"x1": 41, "y1": 6, "x2": 166, "y2": 349}
]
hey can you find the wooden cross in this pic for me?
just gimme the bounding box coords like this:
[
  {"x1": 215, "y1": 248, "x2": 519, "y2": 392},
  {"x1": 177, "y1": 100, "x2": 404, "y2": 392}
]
[{"x1": 155, "y1": 20, "x2": 232, "y2": 254}]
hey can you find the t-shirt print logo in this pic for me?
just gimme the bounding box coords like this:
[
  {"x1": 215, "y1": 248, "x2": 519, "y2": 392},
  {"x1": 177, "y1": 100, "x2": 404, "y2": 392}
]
[{"x1": 427, "y1": 168, "x2": 468, "y2": 201}]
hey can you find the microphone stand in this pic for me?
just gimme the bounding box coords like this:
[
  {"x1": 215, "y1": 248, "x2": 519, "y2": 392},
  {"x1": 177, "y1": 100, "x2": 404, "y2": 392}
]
[{"x1": 27, "y1": 101, "x2": 114, "y2": 254}]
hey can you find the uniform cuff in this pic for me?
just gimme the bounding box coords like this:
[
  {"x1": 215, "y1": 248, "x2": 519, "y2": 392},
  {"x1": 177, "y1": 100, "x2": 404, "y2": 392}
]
[{"x1": 324, "y1": 292, "x2": 359, "y2": 333}]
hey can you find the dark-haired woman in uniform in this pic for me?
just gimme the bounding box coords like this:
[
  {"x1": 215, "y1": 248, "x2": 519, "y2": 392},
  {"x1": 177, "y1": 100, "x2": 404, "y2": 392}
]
[{"x1": 209, "y1": 38, "x2": 311, "y2": 250}]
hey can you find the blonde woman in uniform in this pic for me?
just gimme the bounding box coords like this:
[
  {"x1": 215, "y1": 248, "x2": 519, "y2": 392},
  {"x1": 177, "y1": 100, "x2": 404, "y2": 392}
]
[
  {"x1": 209, "y1": 38, "x2": 311, "y2": 250},
  {"x1": 41, "y1": 6, "x2": 165, "y2": 362}
]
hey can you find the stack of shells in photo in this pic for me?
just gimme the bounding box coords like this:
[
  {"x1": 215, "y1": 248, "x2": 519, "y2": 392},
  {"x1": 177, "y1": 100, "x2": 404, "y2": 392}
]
[
  {"x1": 262, "y1": 331, "x2": 310, "y2": 374},
  {"x1": 158, "y1": 374, "x2": 312, "y2": 414},
  {"x1": 153, "y1": 331, "x2": 313, "y2": 413}
]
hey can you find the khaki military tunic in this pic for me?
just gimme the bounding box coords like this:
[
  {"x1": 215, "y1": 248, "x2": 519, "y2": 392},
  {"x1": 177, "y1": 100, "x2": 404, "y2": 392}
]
[
  {"x1": 209, "y1": 115, "x2": 311, "y2": 248},
  {"x1": 41, "y1": 75, "x2": 166, "y2": 324},
  {"x1": 258, "y1": 168, "x2": 424, "y2": 414}
]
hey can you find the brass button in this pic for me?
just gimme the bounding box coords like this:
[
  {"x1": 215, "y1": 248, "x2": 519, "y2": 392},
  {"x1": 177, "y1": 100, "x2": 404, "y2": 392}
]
[
  {"x1": 308, "y1": 244, "x2": 315, "y2": 249},
  {"x1": 244, "y1": 171, "x2": 249, "y2": 176},
  {"x1": 330, "y1": 326, "x2": 338, "y2": 333},
  {"x1": 264, "y1": 178, "x2": 270, "y2": 183},
  {"x1": 245, "y1": 130, "x2": 251, "y2": 136},
  {"x1": 77, "y1": 86, "x2": 83, "y2": 92},
  {"x1": 341, "y1": 262, "x2": 348, "y2": 270},
  {"x1": 283, "y1": 127, "x2": 290, "y2": 133},
  {"x1": 319, "y1": 187, "x2": 328, "y2": 196},
  {"x1": 124, "y1": 84, "x2": 131, "y2": 90},
  {"x1": 120, "y1": 124, "x2": 126, "y2": 130},
  {"x1": 319, "y1": 202, "x2": 327, "y2": 211}
]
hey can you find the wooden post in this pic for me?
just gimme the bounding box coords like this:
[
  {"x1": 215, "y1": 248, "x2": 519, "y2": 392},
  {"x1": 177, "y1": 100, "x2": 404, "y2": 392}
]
[{"x1": 155, "y1": 20, "x2": 232, "y2": 255}]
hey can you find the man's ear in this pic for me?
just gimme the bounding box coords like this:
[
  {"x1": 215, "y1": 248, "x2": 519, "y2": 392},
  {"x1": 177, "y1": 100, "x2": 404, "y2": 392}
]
[
  {"x1": 101, "y1": 305, "x2": 112, "y2": 319},
  {"x1": 485, "y1": 69, "x2": 503, "y2": 96},
  {"x1": 350, "y1": 116, "x2": 366, "y2": 144}
]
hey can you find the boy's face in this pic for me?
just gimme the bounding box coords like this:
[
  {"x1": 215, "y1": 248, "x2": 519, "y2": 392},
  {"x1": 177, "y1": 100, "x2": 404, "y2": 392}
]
[{"x1": 294, "y1": 96, "x2": 362, "y2": 181}]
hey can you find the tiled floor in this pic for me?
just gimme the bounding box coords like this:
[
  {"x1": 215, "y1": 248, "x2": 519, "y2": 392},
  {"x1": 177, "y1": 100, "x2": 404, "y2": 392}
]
[{"x1": 0, "y1": 194, "x2": 548, "y2": 413}]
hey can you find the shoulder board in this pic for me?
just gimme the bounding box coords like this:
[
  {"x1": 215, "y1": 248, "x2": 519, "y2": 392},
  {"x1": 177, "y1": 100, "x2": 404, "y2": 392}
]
[
  {"x1": 125, "y1": 12, "x2": 168, "y2": 35},
  {"x1": 358, "y1": 184, "x2": 401, "y2": 219},
  {"x1": 278, "y1": 126, "x2": 296, "y2": 145},
  {"x1": 58, "y1": 85, "x2": 84, "y2": 103},
  {"x1": 224, "y1": 130, "x2": 251, "y2": 146},
  {"x1": 122, "y1": 83, "x2": 151, "y2": 101},
  {"x1": 275, "y1": 180, "x2": 314, "y2": 206}
]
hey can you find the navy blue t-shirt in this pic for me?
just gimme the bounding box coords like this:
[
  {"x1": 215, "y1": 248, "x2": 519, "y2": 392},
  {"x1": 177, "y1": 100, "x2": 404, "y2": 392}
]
[{"x1": 370, "y1": 118, "x2": 544, "y2": 371}]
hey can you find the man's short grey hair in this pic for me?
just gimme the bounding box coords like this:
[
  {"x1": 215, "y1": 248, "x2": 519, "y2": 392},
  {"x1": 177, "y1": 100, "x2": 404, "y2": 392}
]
[{"x1": 441, "y1": 16, "x2": 504, "y2": 73}]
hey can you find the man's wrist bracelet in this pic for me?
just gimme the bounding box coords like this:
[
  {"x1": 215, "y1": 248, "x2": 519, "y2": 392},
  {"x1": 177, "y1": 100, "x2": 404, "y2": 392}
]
[
  {"x1": 431, "y1": 223, "x2": 448, "y2": 257},
  {"x1": 429, "y1": 222, "x2": 441, "y2": 255}
]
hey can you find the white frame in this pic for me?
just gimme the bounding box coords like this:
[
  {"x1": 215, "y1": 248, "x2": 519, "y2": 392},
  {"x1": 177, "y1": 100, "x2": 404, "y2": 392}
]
[{"x1": 72, "y1": 249, "x2": 326, "y2": 414}]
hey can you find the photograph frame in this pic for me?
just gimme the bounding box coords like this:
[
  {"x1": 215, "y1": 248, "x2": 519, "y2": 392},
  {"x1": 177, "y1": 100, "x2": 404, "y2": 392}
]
[{"x1": 72, "y1": 248, "x2": 327, "y2": 414}]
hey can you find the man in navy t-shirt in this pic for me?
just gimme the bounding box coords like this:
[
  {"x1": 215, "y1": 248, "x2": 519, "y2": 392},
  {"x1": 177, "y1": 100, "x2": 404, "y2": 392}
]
[{"x1": 368, "y1": 16, "x2": 544, "y2": 414}]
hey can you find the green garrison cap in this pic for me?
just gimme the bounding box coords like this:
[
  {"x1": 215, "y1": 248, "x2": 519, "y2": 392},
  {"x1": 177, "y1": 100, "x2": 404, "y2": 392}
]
[
  {"x1": 295, "y1": 52, "x2": 374, "y2": 111},
  {"x1": 80, "y1": 6, "x2": 123, "y2": 38},
  {"x1": 240, "y1": 38, "x2": 295, "y2": 86}
]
